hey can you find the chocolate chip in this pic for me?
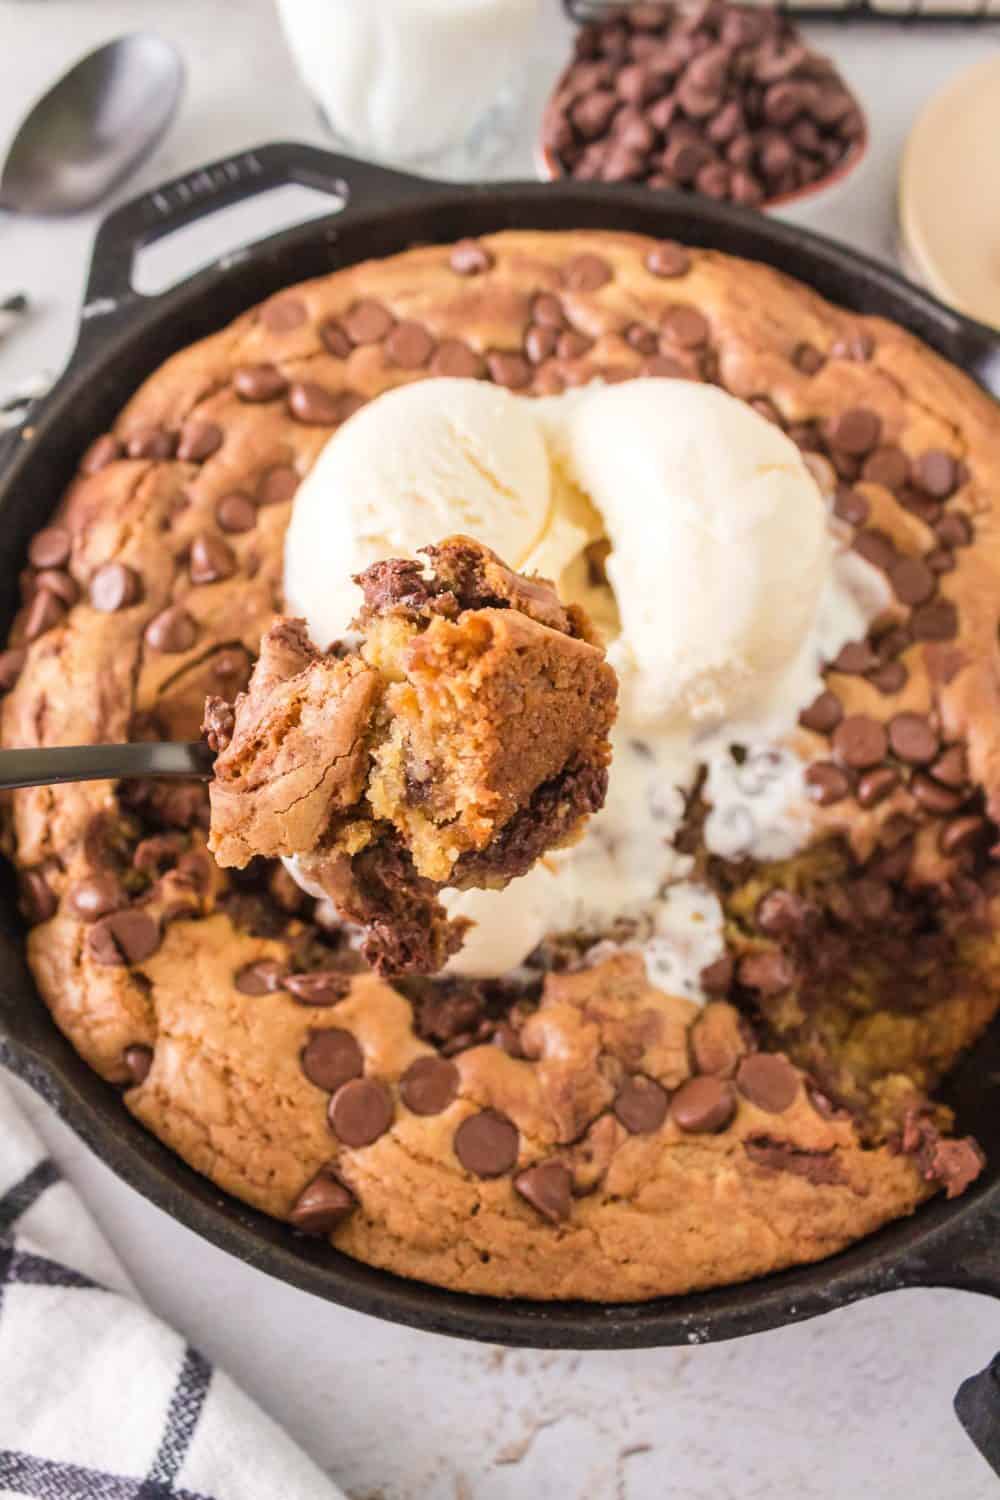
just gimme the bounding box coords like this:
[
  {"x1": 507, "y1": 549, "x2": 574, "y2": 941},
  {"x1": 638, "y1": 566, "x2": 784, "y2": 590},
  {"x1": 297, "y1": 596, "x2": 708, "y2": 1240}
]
[
  {"x1": 832, "y1": 715, "x2": 888, "y2": 769},
  {"x1": 925, "y1": 547, "x2": 955, "y2": 575},
  {"x1": 486, "y1": 351, "x2": 532, "y2": 389},
  {"x1": 805, "y1": 761, "x2": 851, "y2": 806},
  {"x1": 216, "y1": 493, "x2": 257, "y2": 533},
  {"x1": 616, "y1": 112, "x2": 657, "y2": 154},
  {"x1": 730, "y1": 168, "x2": 765, "y2": 206},
  {"x1": 29, "y1": 526, "x2": 71, "y2": 571},
  {"x1": 88, "y1": 909, "x2": 160, "y2": 966},
  {"x1": 525, "y1": 325, "x2": 558, "y2": 364},
  {"x1": 831, "y1": 639, "x2": 879, "y2": 674},
  {"x1": 671, "y1": 1075, "x2": 736, "y2": 1133},
  {"x1": 664, "y1": 136, "x2": 713, "y2": 182},
  {"x1": 69, "y1": 874, "x2": 126, "y2": 921},
  {"x1": 935, "y1": 512, "x2": 971, "y2": 549},
  {"x1": 430, "y1": 339, "x2": 486, "y2": 380},
  {"x1": 857, "y1": 765, "x2": 899, "y2": 808},
  {"x1": 289, "y1": 1171, "x2": 355, "y2": 1234},
  {"x1": 385, "y1": 321, "x2": 435, "y2": 369},
  {"x1": 285, "y1": 970, "x2": 354, "y2": 1006},
  {"x1": 911, "y1": 771, "x2": 963, "y2": 816},
  {"x1": 737, "y1": 950, "x2": 794, "y2": 996},
  {"x1": 915, "y1": 450, "x2": 958, "y2": 499},
  {"x1": 329, "y1": 1080, "x2": 392, "y2": 1146},
  {"x1": 453, "y1": 1109, "x2": 519, "y2": 1178},
  {"x1": 144, "y1": 605, "x2": 197, "y2": 654},
  {"x1": 645, "y1": 241, "x2": 691, "y2": 277},
  {"x1": 35, "y1": 569, "x2": 78, "y2": 607},
  {"x1": 613, "y1": 1074, "x2": 669, "y2": 1134},
  {"x1": 792, "y1": 342, "x2": 824, "y2": 375},
  {"x1": 260, "y1": 296, "x2": 306, "y2": 333},
  {"x1": 931, "y1": 745, "x2": 967, "y2": 788},
  {"x1": 514, "y1": 1161, "x2": 572, "y2": 1224},
  {"x1": 852, "y1": 531, "x2": 897, "y2": 577},
  {"x1": 256, "y1": 465, "x2": 299, "y2": 507},
  {"x1": 625, "y1": 324, "x2": 658, "y2": 355},
  {"x1": 643, "y1": 354, "x2": 688, "y2": 378},
  {"x1": 189, "y1": 533, "x2": 236, "y2": 585},
  {"x1": 450, "y1": 239, "x2": 494, "y2": 275},
  {"x1": 80, "y1": 434, "x2": 123, "y2": 474},
  {"x1": 563, "y1": 253, "x2": 613, "y2": 292},
  {"x1": 19, "y1": 868, "x2": 56, "y2": 924},
  {"x1": 866, "y1": 660, "x2": 908, "y2": 696},
  {"x1": 342, "y1": 299, "x2": 394, "y2": 344},
  {"x1": 911, "y1": 599, "x2": 958, "y2": 642},
  {"x1": 288, "y1": 381, "x2": 342, "y2": 425},
  {"x1": 862, "y1": 445, "x2": 909, "y2": 491},
  {"x1": 700, "y1": 954, "x2": 734, "y2": 995},
  {"x1": 828, "y1": 488, "x2": 864, "y2": 532},
  {"x1": 399, "y1": 1055, "x2": 460, "y2": 1116},
  {"x1": 177, "y1": 420, "x2": 223, "y2": 464},
  {"x1": 319, "y1": 319, "x2": 352, "y2": 358},
  {"x1": 827, "y1": 407, "x2": 881, "y2": 456},
  {"x1": 940, "y1": 816, "x2": 985, "y2": 857},
  {"x1": 736, "y1": 1053, "x2": 798, "y2": 1112},
  {"x1": 572, "y1": 88, "x2": 619, "y2": 139},
  {"x1": 126, "y1": 426, "x2": 176, "y2": 460},
  {"x1": 25, "y1": 589, "x2": 65, "y2": 640},
  {"x1": 123, "y1": 1044, "x2": 153, "y2": 1085},
  {"x1": 887, "y1": 712, "x2": 939, "y2": 766},
  {"x1": 889, "y1": 556, "x2": 936, "y2": 607},
  {"x1": 615, "y1": 61, "x2": 659, "y2": 104},
  {"x1": 756, "y1": 889, "x2": 813, "y2": 939},
  {"x1": 301, "y1": 1027, "x2": 364, "y2": 1093},
  {"x1": 234, "y1": 364, "x2": 288, "y2": 402},
  {"x1": 799, "y1": 690, "x2": 842, "y2": 734},
  {"x1": 661, "y1": 304, "x2": 710, "y2": 349},
  {"x1": 560, "y1": 330, "x2": 594, "y2": 361},
  {"x1": 234, "y1": 959, "x2": 287, "y2": 995},
  {"x1": 0, "y1": 648, "x2": 26, "y2": 693}
]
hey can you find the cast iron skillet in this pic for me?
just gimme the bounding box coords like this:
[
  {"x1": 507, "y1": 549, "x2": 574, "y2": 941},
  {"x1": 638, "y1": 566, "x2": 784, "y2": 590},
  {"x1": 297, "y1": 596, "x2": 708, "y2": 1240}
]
[{"x1": 2, "y1": 142, "x2": 1000, "y2": 1457}]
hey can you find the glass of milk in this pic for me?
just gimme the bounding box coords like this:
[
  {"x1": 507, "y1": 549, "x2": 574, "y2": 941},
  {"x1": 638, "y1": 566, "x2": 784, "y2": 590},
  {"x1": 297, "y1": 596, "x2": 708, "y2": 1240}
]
[{"x1": 275, "y1": 0, "x2": 540, "y2": 175}]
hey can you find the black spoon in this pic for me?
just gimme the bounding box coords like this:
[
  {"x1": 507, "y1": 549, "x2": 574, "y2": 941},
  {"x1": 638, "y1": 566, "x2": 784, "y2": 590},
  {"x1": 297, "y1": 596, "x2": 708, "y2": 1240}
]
[{"x1": 0, "y1": 741, "x2": 215, "y2": 790}]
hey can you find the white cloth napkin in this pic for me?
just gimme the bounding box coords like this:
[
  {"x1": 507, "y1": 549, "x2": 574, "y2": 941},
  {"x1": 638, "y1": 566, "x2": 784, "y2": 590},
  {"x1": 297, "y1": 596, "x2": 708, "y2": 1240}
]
[{"x1": 0, "y1": 1074, "x2": 343, "y2": 1500}]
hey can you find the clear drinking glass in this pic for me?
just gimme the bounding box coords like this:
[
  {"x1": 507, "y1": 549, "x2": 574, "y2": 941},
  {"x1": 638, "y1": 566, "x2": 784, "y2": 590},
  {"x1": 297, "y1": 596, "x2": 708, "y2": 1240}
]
[{"x1": 275, "y1": 0, "x2": 541, "y2": 177}]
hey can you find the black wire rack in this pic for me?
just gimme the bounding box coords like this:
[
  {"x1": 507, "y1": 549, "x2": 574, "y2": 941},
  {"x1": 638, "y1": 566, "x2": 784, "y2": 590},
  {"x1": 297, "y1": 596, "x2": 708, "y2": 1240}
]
[{"x1": 564, "y1": 0, "x2": 1000, "y2": 21}]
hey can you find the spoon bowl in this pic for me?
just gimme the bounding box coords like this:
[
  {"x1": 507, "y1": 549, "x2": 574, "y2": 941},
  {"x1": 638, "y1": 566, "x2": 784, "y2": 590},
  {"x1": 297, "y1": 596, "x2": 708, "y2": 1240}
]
[{"x1": 0, "y1": 34, "x2": 185, "y2": 216}]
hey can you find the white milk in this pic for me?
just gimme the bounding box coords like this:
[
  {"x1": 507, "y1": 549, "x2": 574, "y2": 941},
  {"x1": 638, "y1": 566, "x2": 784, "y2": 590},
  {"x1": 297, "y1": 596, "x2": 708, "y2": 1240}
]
[{"x1": 275, "y1": 0, "x2": 540, "y2": 164}]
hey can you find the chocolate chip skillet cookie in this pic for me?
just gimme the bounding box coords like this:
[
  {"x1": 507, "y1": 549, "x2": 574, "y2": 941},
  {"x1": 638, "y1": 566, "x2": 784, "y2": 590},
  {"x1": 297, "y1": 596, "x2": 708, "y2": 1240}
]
[{"x1": 2, "y1": 228, "x2": 997, "y2": 1301}]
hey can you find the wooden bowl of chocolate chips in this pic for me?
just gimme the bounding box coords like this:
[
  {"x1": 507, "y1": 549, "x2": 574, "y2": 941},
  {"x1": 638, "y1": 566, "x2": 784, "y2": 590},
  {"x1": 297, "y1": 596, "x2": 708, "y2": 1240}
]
[{"x1": 538, "y1": 1, "x2": 868, "y2": 213}]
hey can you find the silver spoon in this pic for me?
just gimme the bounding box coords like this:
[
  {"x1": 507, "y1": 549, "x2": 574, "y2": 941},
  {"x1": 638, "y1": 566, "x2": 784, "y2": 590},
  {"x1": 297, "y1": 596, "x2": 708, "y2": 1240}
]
[
  {"x1": 0, "y1": 741, "x2": 214, "y2": 790},
  {"x1": 0, "y1": 34, "x2": 185, "y2": 216}
]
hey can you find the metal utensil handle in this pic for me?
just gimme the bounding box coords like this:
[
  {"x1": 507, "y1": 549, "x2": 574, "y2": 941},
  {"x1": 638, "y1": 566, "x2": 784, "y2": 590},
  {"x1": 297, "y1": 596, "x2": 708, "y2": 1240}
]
[
  {"x1": 0, "y1": 740, "x2": 214, "y2": 789},
  {"x1": 82, "y1": 140, "x2": 428, "y2": 313}
]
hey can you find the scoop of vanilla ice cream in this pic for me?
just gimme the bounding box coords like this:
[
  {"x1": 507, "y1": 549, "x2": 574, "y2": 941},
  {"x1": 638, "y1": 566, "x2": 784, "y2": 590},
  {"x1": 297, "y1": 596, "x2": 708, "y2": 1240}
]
[
  {"x1": 283, "y1": 378, "x2": 593, "y2": 648},
  {"x1": 560, "y1": 380, "x2": 831, "y2": 728}
]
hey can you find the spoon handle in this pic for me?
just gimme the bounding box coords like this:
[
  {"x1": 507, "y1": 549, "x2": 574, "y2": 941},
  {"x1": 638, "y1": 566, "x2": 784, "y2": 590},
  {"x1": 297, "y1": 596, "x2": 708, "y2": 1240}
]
[{"x1": 0, "y1": 741, "x2": 215, "y2": 790}]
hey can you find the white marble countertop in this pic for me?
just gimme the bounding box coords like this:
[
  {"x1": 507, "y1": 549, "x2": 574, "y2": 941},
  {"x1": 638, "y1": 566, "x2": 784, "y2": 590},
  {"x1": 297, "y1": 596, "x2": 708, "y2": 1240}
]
[{"x1": 3, "y1": 3, "x2": 1000, "y2": 1496}]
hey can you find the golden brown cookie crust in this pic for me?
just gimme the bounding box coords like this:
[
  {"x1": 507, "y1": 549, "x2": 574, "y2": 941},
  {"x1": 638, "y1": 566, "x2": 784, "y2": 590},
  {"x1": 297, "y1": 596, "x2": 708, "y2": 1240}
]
[{"x1": 3, "y1": 228, "x2": 997, "y2": 1300}]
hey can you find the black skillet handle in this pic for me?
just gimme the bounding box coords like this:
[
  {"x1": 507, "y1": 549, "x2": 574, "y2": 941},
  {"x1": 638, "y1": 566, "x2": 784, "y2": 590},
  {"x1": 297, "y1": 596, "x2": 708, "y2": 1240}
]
[
  {"x1": 78, "y1": 140, "x2": 430, "y2": 345},
  {"x1": 0, "y1": 142, "x2": 431, "y2": 465}
]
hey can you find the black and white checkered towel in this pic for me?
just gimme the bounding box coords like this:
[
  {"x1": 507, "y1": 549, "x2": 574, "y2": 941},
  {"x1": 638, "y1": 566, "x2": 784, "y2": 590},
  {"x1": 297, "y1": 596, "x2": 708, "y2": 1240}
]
[{"x1": 0, "y1": 1078, "x2": 343, "y2": 1500}]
